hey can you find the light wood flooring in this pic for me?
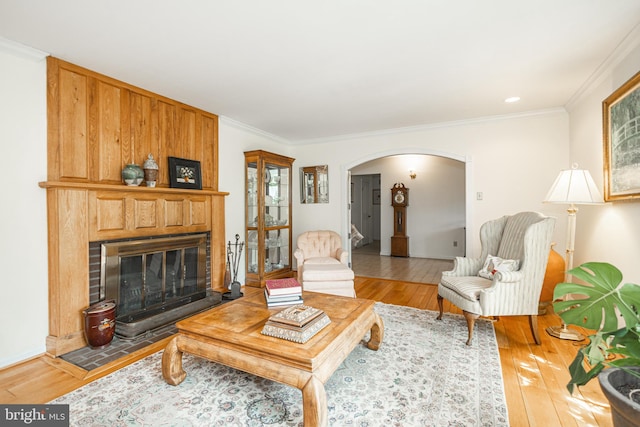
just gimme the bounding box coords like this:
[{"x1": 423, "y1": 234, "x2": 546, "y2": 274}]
[
  {"x1": 0, "y1": 257, "x2": 611, "y2": 426},
  {"x1": 352, "y1": 240, "x2": 453, "y2": 284}
]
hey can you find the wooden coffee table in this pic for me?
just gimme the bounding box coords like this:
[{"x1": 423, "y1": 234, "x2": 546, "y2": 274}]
[{"x1": 162, "y1": 288, "x2": 384, "y2": 426}]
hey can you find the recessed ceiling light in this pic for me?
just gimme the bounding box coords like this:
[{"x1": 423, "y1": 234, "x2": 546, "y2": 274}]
[{"x1": 505, "y1": 96, "x2": 521, "y2": 103}]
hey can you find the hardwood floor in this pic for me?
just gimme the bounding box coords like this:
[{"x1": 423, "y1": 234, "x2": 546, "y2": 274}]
[
  {"x1": 352, "y1": 240, "x2": 453, "y2": 284},
  {"x1": 0, "y1": 270, "x2": 611, "y2": 426}
]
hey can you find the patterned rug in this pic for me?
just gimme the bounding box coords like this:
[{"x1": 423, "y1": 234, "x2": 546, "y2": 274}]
[{"x1": 52, "y1": 303, "x2": 509, "y2": 426}]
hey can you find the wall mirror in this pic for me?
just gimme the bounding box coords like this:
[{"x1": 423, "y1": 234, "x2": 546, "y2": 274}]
[{"x1": 300, "y1": 165, "x2": 329, "y2": 203}]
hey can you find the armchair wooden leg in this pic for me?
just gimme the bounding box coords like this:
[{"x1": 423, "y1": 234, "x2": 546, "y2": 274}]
[
  {"x1": 529, "y1": 315, "x2": 541, "y2": 345},
  {"x1": 463, "y1": 311, "x2": 479, "y2": 346},
  {"x1": 436, "y1": 294, "x2": 444, "y2": 320}
]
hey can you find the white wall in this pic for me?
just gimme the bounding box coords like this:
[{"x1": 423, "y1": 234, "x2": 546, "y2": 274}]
[
  {"x1": 568, "y1": 38, "x2": 640, "y2": 282},
  {"x1": 0, "y1": 41, "x2": 48, "y2": 367}
]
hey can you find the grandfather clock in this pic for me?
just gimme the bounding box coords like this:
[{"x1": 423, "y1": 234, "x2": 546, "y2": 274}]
[{"x1": 390, "y1": 183, "x2": 409, "y2": 257}]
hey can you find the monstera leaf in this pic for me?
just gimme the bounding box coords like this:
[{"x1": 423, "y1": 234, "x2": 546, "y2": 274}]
[
  {"x1": 553, "y1": 262, "x2": 640, "y2": 333},
  {"x1": 553, "y1": 262, "x2": 640, "y2": 393}
]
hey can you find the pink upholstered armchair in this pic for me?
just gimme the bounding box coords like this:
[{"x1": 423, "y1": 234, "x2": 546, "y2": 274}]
[{"x1": 294, "y1": 230, "x2": 355, "y2": 297}]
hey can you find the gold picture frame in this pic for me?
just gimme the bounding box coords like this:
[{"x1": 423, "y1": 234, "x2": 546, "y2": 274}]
[{"x1": 603, "y1": 70, "x2": 640, "y2": 202}]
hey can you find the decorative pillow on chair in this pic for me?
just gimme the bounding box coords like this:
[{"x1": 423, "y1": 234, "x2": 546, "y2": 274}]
[{"x1": 478, "y1": 254, "x2": 520, "y2": 279}]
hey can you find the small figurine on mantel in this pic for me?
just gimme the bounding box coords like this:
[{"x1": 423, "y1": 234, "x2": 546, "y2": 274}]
[
  {"x1": 143, "y1": 153, "x2": 159, "y2": 187},
  {"x1": 223, "y1": 234, "x2": 244, "y2": 300},
  {"x1": 122, "y1": 163, "x2": 144, "y2": 186}
]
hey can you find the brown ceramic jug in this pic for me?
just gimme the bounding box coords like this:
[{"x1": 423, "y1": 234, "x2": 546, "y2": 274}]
[{"x1": 83, "y1": 300, "x2": 116, "y2": 349}]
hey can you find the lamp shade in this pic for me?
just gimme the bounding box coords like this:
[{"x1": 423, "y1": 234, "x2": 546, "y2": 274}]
[{"x1": 544, "y1": 166, "x2": 604, "y2": 204}]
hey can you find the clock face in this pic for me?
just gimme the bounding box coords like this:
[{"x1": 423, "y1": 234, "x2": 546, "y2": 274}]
[{"x1": 394, "y1": 191, "x2": 405, "y2": 204}]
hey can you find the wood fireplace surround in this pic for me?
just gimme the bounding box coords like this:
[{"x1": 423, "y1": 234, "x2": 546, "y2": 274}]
[{"x1": 41, "y1": 57, "x2": 228, "y2": 357}]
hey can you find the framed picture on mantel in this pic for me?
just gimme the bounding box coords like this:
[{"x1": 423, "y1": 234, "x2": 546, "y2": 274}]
[{"x1": 168, "y1": 157, "x2": 202, "y2": 190}]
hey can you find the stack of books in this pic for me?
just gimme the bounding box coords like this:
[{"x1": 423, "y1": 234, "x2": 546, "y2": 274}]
[
  {"x1": 264, "y1": 278, "x2": 303, "y2": 307},
  {"x1": 261, "y1": 304, "x2": 331, "y2": 343}
]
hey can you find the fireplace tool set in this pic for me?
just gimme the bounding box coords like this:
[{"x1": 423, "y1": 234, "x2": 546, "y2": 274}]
[{"x1": 224, "y1": 234, "x2": 244, "y2": 300}]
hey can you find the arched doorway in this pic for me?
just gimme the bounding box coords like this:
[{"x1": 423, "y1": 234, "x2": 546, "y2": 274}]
[{"x1": 341, "y1": 148, "x2": 473, "y2": 270}]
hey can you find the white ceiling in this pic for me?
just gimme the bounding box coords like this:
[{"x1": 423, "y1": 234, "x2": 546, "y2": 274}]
[{"x1": 1, "y1": 1, "x2": 640, "y2": 143}]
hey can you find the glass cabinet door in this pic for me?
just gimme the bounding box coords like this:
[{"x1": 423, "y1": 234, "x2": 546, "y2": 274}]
[
  {"x1": 247, "y1": 162, "x2": 258, "y2": 228},
  {"x1": 265, "y1": 228, "x2": 289, "y2": 272},
  {"x1": 246, "y1": 229, "x2": 259, "y2": 274},
  {"x1": 265, "y1": 163, "x2": 289, "y2": 228},
  {"x1": 246, "y1": 161, "x2": 259, "y2": 276}
]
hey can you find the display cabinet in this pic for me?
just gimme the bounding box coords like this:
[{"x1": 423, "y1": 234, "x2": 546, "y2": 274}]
[{"x1": 245, "y1": 150, "x2": 295, "y2": 287}]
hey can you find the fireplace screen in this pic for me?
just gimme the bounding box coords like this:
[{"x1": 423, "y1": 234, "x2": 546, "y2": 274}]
[{"x1": 101, "y1": 234, "x2": 208, "y2": 323}]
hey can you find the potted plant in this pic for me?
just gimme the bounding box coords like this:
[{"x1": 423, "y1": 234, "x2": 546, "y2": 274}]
[{"x1": 553, "y1": 262, "x2": 640, "y2": 427}]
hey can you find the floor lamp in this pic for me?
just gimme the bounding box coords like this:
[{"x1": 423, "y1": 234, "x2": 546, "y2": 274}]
[{"x1": 543, "y1": 164, "x2": 604, "y2": 341}]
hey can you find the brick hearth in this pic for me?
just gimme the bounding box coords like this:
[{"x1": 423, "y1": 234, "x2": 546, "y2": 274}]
[{"x1": 60, "y1": 323, "x2": 177, "y2": 371}]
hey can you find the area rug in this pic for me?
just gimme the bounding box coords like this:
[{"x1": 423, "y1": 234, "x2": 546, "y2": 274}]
[{"x1": 52, "y1": 303, "x2": 509, "y2": 426}]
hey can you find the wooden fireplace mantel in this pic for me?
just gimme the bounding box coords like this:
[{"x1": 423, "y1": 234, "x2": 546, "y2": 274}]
[
  {"x1": 44, "y1": 57, "x2": 228, "y2": 357},
  {"x1": 39, "y1": 180, "x2": 228, "y2": 242},
  {"x1": 42, "y1": 182, "x2": 228, "y2": 357}
]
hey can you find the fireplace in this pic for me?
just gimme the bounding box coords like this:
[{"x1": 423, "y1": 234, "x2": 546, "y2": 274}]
[{"x1": 91, "y1": 233, "x2": 222, "y2": 339}]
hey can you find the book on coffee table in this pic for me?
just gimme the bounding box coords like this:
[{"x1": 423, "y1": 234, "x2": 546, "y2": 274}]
[
  {"x1": 264, "y1": 289, "x2": 304, "y2": 307},
  {"x1": 265, "y1": 278, "x2": 302, "y2": 296},
  {"x1": 261, "y1": 311, "x2": 331, "y2": 343},
  {"x1": 267, "y1": 304, "x2": 324, "y2": 327}
]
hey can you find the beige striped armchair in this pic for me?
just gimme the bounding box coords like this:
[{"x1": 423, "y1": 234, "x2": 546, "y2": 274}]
[{"x1": 437, "y1": 211, "x2": 556, "y2": 345}]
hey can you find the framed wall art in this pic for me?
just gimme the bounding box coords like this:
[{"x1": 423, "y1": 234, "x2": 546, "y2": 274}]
[
  {"x1": 372, "y1": 188, "x2": 381, "y2": 205},
  {"x1": 168, "y1": 157, "x2": 202, "y2": 190},
  {"x1": 603, "y1": 70, "x2": 640, "y2": 202}
]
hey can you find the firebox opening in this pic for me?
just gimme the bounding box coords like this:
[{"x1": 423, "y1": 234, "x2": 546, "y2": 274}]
[{"x1": 91, "y1": 233, "x2": 221, "y2": 339}]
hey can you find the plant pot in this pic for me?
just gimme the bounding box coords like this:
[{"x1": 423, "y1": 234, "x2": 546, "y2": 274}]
[
  {"x1": 83, "y1": 300, "x2": 116, "y2": 349},
  {"x1": 599, "y1": 367, "x2": 640, "y2": 427},
  {"x1": 539, "y1": 243, "x2": 565, "y2": 314}
]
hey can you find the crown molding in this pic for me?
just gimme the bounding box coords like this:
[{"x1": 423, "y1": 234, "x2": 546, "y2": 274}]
[
  {"x1": 566, "y1": 23, "x2": 640, "y2": 111},
  {"x1": 0, "y1": 37, "x2": 48, "y2": 61},
  {"x1": 293, "y1": 108, "x2": 566, "y2": 146},
  {"x1": 219, "y1": 115, "x2": 290, "y2": 145}
]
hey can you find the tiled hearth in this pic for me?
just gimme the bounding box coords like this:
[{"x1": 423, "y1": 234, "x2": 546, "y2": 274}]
[
  {"x1": 60, "y1": 323, "x2": 177, "y2": 371},
  {"x1": 61, "y1": 294, "x2": 235, "y2": 371}
]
